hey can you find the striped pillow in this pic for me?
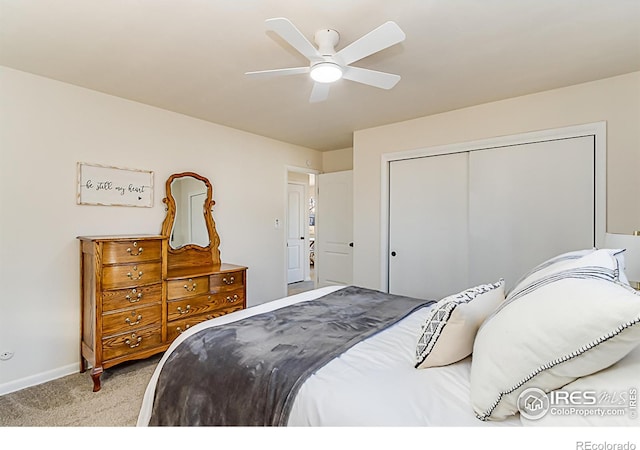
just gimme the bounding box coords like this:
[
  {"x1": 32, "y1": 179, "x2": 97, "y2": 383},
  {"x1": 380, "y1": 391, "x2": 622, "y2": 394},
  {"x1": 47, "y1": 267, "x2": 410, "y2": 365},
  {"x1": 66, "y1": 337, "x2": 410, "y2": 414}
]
[
  {"x1": 470, "y1": 249, "x2": 640, "y2": 421},
  {"x1": 507, "y1": 247, "x2": 629, "y2": 296}
]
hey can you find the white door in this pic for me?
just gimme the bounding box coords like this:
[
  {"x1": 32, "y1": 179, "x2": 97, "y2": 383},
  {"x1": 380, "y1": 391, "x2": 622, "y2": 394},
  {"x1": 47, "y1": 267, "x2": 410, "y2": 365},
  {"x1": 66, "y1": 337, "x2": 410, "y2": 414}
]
[
  {"x1": 467, "y1": 136, "x2": 594, "y2": 291},
  {"x1": 287, "y1": 183, "x2": 305, "y2": 284},
  {"x1": 388, "y1": 135, "x2": 596, "y2": 300},
  {"x1": 389, "y1": 153, "x2": 469, "y2": 300},
  {"x1": 317, "y1": 170, "x2": 353, "y2": 287}
]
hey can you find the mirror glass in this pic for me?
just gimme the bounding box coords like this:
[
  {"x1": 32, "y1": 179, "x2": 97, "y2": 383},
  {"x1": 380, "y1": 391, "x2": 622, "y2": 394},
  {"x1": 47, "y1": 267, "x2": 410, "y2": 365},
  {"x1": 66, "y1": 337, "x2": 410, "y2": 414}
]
[{"x1": 169, "y1": 176, "x2": 210, "y2": 249}]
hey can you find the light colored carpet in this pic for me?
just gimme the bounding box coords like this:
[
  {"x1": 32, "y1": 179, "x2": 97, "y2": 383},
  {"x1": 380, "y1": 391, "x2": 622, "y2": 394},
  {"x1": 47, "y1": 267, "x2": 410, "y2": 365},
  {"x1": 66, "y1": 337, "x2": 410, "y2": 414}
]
[
  {"x1": 287, "y1": 266, "x2": 315, "y2": 296},
  {"x1": 287, "y1": 279, "x2": 315, "y2": 296},
  {"x1": 0, "y1": 354, "x2": 161, "y2": 427}
]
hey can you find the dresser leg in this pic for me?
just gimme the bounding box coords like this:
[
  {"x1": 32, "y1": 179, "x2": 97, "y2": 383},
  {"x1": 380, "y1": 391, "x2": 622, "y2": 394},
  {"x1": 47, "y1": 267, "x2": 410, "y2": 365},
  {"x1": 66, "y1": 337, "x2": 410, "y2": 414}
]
[{"x1": 90, "y1": 367, "x2": 103, "y2": 392}]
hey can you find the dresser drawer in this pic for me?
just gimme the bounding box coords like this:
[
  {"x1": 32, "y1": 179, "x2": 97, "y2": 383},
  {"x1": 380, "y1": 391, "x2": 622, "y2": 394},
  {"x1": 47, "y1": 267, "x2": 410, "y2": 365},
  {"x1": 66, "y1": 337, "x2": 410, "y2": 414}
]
[
  {"x1": 102, "y1": 303, "x2": 162, "y2": 337},
  {"x1": 167, "y1": 276, "x2": 209, "y2": 300},
  {"x1": 102, "y1": 240, "x2": 162, "y2": 264},
  {"x1": 102, "y1": 261, "x2": 162, "y2": 290},
  {"x1": 210, "y1": 270, "x2": 245, "y2": 293},
  {"x1": 217, "y1": 290, "x2": 245, "y2": 309},
  {"x1": 167, "y1": 304, "x2": 245, "y2": 342},
  {"x1": 166, "y1": 316, "x2": 206, "y2": 342},
  {"x1": 102, "y1": 326, "x2": 162, "y2": 361},
  {"x1": 167, "y1": 290, "x2": 245, "y2": 322},
  {"x1": 102, "y1": 283, "x2": 162, "y2": 312}
]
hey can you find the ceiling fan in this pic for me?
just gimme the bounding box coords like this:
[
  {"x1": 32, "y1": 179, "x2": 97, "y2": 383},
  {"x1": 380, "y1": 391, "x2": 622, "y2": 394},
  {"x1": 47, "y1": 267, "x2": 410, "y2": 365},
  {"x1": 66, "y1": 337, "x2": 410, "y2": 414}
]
[{"x1": 245, "y1": 17, "x2": 406, "y2": 103}]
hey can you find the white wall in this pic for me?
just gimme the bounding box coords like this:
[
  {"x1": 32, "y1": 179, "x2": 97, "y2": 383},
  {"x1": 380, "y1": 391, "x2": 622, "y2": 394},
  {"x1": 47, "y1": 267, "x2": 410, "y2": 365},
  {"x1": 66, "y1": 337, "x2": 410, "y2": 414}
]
[
  {"x1": 322, "y1": 147, "x2": 353, "y2": 172},
  {"x1": 353, "y1": 71, "x2": 640, "y2": 291},
  {"x1": 0, "y1": 67, "x2": 322, "y2": 393}
]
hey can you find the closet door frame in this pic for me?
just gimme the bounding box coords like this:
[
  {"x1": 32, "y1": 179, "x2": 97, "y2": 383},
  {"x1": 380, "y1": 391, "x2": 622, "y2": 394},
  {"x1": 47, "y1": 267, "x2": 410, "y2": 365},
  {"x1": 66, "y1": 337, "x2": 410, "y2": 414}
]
[{"x1": 380, "y1": 121, "x2": 607, "y2": 293}]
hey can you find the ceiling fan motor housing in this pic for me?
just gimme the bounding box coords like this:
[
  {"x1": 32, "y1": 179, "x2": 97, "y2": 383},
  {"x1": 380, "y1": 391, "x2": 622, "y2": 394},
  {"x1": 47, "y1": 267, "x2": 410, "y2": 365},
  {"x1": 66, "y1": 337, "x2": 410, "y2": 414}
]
[{"x1": 314, "y1": 29, "x2": 340, "y2": 56}]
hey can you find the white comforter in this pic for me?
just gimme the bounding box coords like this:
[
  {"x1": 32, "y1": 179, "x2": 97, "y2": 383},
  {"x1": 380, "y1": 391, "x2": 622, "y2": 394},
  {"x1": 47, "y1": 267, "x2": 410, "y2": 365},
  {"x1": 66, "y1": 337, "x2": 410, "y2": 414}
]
[{"x1": 137, "y1": 285, "x2": 520, "y2": 427}]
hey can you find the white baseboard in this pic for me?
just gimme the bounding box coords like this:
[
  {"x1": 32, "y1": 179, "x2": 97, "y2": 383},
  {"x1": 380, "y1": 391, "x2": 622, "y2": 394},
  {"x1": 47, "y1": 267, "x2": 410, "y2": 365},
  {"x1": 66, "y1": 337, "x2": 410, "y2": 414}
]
[{"x1": 0, "y1": 363, "x2": 79, "y2": 396}]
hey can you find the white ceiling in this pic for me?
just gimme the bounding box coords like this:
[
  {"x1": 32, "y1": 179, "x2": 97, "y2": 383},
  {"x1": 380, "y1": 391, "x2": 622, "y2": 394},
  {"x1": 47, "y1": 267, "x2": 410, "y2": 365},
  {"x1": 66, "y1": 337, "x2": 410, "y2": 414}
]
[{"x1": 1, "y1": 1, "x2": 639, "y2": 151}]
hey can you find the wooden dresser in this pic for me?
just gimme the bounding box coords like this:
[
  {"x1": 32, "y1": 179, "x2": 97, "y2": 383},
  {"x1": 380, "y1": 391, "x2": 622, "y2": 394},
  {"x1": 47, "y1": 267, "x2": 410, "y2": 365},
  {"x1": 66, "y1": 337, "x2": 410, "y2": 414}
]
[
  {"x1": 160, "y1": 172, "x2": 248, "y2": 347},
  {"x1": 78, "y1": 235, "x2": 168, "y2": 392},
  {"x1": 166, "y1": 264, "x2": 247, "y2": 341},
  {"x1": 79, "y1": 172, "x2": 247, "y2": 391}
]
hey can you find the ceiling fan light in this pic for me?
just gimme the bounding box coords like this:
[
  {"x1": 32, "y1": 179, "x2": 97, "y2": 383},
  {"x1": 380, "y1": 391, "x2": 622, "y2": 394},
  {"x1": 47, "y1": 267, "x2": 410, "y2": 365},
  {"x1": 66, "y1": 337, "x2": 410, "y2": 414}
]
[{"x1": 310, "y1": 62, "x2": 343, "y2": 83}]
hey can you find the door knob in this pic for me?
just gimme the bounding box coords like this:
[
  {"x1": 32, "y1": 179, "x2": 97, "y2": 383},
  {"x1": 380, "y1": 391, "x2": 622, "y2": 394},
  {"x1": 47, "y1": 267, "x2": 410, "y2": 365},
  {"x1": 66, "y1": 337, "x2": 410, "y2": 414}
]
[
  {"x1": 391, "y1": 251, "x2": 397, "y2": 257},
  {"x1": 300, "y1": 236, "x2": 305, "y2": 240},
  {"x1": 349, "y1": 242, "x2": 354, "y2": 247}
]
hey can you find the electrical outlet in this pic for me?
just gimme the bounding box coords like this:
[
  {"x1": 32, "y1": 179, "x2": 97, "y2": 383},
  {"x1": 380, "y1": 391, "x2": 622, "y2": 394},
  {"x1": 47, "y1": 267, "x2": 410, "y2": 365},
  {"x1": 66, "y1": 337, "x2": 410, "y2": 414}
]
[{"x1": 0, "y1": 351, "x2": 14, "y2": 361}]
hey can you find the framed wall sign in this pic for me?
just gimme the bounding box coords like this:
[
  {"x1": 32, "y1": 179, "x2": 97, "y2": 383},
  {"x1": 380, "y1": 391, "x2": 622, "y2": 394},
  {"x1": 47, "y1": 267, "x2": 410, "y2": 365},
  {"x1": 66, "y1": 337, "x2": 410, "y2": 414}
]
[{"x1": 77, "y1": 162, "x2": 154, "y2": 207}]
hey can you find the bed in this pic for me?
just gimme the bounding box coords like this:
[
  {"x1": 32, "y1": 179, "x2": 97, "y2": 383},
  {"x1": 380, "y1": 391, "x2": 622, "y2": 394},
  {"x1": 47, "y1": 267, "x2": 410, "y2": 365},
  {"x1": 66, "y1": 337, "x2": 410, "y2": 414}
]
[{"x1": 137, "y1": 248, "x2": 640, "y2": 427}]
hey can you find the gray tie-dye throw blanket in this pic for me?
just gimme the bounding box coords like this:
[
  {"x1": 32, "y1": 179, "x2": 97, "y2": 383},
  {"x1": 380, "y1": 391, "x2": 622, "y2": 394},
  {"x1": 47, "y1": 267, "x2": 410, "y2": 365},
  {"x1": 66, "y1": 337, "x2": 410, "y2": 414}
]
[{"x1": 148, "y1": 286, "x2": 432, "y2": 426}]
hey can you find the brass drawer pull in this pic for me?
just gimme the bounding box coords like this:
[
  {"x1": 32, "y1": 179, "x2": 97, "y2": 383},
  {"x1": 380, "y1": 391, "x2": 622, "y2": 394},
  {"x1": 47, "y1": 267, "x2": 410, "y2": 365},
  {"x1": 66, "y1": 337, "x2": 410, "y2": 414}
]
[
  {"x1": 183, "y1": 279, "x2": 197, "y2": 292},
  {"x1": 125, "y1": 313, "x2": 142, "y2": 326},
  {"x1": 177, "y1": 325, "x2": 190, "y2": 334},
  {"x1": 125, "y1": 289, "x2": 142, "y2": 303},
  {"x1": 226, "y1": 294, "x2": 239, "y2": 303},
  {"x1": 127, "y1": 266, "x2": 143, "y2": 280},
  {"x1": 177, "y1": 305, "x2": 191, "y2": 315},
  {"x1": 124, "y1": 333, "x2": 142, "y2": 348},
  {"x1": 126, "y1": 242, "x2": 144, "y2": 256},
  {"x1": 222, "y1": 276, "x2": 235, "y2": 285}
]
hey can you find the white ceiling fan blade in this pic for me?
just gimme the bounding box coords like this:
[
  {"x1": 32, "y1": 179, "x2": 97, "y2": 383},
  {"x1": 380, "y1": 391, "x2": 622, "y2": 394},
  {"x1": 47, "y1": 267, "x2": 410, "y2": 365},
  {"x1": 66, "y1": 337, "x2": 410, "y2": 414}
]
[
  {"x1": 342, "y1": 66, "x2": 401, "y2": 90},
  {"x1": 335, "y1": 21, "x2": 405, "y2": 66},
  {"x1": 245, "y1": 67, "x2": 310, "y2": 79},
  {"x1": 309, "y1": 82, "x2": 330, "y2": 103},
  {"x1": 265, "y1": 17, "x2": 323, "y2": 63}
]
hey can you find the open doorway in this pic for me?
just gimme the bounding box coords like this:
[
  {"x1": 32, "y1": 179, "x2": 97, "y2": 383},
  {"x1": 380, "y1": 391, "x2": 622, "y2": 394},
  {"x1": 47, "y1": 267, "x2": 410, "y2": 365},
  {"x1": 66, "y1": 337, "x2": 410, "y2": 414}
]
[{"x1": 286, "y1": 169, "x2": 317, "y2": 296}]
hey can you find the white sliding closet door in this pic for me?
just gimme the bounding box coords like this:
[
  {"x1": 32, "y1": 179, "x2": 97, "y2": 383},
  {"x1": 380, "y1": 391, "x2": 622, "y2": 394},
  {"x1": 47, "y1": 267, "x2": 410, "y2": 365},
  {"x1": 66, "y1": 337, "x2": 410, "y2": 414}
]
[
  {"x1": 388, "y1": 134, "x2": 596, "y2": 300},
  {"x1": 468, "y1": 137, "x2": 594, "y2": 291},
  {"x1": 388, "y1": 152, "x2": 469, "y2": 300}
]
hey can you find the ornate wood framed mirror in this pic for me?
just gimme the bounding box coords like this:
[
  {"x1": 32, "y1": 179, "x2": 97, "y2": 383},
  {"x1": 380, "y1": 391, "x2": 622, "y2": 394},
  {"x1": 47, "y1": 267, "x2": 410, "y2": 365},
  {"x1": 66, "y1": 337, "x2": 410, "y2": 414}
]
[{"x1": 161, "y1": 172, "x2": 221, "y2": 273}]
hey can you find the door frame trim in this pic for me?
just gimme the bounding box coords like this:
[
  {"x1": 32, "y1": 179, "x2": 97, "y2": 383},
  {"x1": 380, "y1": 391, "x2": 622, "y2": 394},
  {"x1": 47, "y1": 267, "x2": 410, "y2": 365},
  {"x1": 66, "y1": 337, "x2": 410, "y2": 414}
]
[
  {"x1": 284, "y1": 166, "x2": 319, "y2": 297},
  {"x1": 379, "y1": 121, "x2": 607, "y2": 293}
]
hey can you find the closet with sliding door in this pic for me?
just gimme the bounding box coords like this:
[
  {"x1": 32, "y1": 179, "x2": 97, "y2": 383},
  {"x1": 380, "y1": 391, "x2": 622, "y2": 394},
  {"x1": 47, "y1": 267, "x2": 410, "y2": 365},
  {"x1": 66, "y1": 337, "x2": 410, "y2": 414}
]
[{"x1": 385, "y1": 123, "x2": 606, "y2": 300}]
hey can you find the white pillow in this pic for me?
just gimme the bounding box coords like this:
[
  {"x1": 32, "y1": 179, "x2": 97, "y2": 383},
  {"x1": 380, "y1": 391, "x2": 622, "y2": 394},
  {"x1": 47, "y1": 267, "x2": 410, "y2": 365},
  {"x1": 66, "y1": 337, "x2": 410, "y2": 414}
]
[
  {"x1": 508, "y1": 247, "x2": 629, "y2": 296},
  {"x1": 470, "y1": 249, "x2": 640, "y2": 421},
  {"x1": 611, "y1": 249, "x2": 632, "y2": 286},
  {"x1": 415, "y1": 279, "x2": 505, "y2": 369},
  {"x1": 520, "y1": 344, "x2": 640, "y2": 427}
]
